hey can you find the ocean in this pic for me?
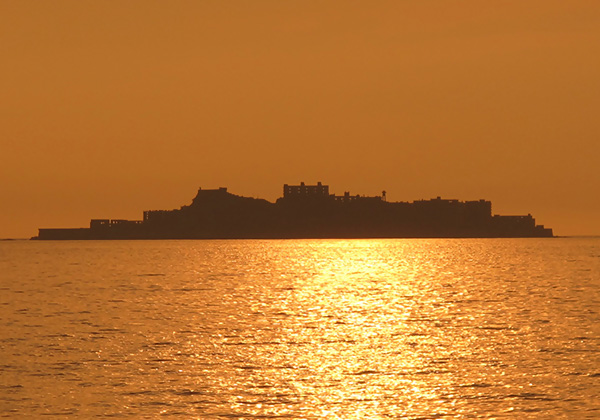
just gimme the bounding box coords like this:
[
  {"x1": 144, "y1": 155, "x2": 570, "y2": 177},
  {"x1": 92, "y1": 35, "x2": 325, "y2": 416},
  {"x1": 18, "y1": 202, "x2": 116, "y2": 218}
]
[{"x1": 1, "y1": 238, "x2": 599, "y2": 418}]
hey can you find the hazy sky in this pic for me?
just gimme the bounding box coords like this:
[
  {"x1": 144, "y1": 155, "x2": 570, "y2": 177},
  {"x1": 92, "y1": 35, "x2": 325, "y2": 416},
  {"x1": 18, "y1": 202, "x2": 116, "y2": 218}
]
[{"x1": 2, "y1": 1, "x2": 599, "y2": 238}]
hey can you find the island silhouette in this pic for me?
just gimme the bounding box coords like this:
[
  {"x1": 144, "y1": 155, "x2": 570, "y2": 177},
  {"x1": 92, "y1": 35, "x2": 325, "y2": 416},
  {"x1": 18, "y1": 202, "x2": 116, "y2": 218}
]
[{"x1": 33, "y1": 182, "x2": 553, "y2": 239}]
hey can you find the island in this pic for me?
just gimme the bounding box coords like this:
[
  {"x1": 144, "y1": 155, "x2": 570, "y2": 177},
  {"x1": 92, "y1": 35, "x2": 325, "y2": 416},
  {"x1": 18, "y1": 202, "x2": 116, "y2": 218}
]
[{"x1": 33, "y1": 182, "x2": 553, "y2": 239}]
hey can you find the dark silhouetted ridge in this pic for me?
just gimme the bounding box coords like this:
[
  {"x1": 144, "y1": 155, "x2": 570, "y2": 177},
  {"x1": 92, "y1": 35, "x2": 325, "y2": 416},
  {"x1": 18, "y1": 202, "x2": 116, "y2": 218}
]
[{"x1": 33, "y1": 182, "x2": 554, "y2": 240}]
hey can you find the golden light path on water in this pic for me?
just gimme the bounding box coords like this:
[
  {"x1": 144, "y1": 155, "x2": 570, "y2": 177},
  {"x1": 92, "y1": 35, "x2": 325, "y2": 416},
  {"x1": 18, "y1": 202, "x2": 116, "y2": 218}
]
[
  {"x1": 1, "y1": 239, "x2": 599, "y2": 418},
  {"x1": 236, "y1": 240, "x2": 485, "y2": 418}
]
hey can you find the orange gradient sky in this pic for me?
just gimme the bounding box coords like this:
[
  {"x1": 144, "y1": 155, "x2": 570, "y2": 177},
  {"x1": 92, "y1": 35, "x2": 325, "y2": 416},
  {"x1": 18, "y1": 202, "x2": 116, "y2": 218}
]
[{"x1": 1, "y1": 1, "x2": 599, "y2": 238}]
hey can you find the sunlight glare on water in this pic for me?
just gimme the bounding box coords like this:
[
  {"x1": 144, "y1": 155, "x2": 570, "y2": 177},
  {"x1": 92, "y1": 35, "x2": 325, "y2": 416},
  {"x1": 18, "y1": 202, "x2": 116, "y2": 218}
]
[{"x1": 1, "y1": 238, "x2": 599, "y2": 418}]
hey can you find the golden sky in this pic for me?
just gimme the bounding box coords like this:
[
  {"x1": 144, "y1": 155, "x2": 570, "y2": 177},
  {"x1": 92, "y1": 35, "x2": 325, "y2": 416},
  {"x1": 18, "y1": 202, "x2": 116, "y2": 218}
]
[{"x1": 1, "y1": 1, "x2": 599, "y2": 237}]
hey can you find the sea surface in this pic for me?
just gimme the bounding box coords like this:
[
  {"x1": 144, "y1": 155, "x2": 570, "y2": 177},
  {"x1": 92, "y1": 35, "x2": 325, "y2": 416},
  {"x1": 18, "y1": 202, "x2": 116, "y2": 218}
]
[{"x1": 1, "y1": 238, "x2": 599, "y2": 419}]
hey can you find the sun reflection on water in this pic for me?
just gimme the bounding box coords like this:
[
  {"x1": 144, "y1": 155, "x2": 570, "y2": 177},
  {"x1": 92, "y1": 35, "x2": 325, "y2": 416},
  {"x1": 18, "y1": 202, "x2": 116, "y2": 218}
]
[
  {"x1": 226, "y1": 239, "x2": 465, "y2": 417},
  {"x1": 2, "y1": 239, "x2": 599, "y2": 417}
]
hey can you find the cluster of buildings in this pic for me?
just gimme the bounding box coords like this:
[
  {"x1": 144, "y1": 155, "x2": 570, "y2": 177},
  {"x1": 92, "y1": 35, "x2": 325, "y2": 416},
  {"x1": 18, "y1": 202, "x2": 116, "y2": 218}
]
[{"x1": 34, "y1": 182, "x2": 553, "y2": 239}]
